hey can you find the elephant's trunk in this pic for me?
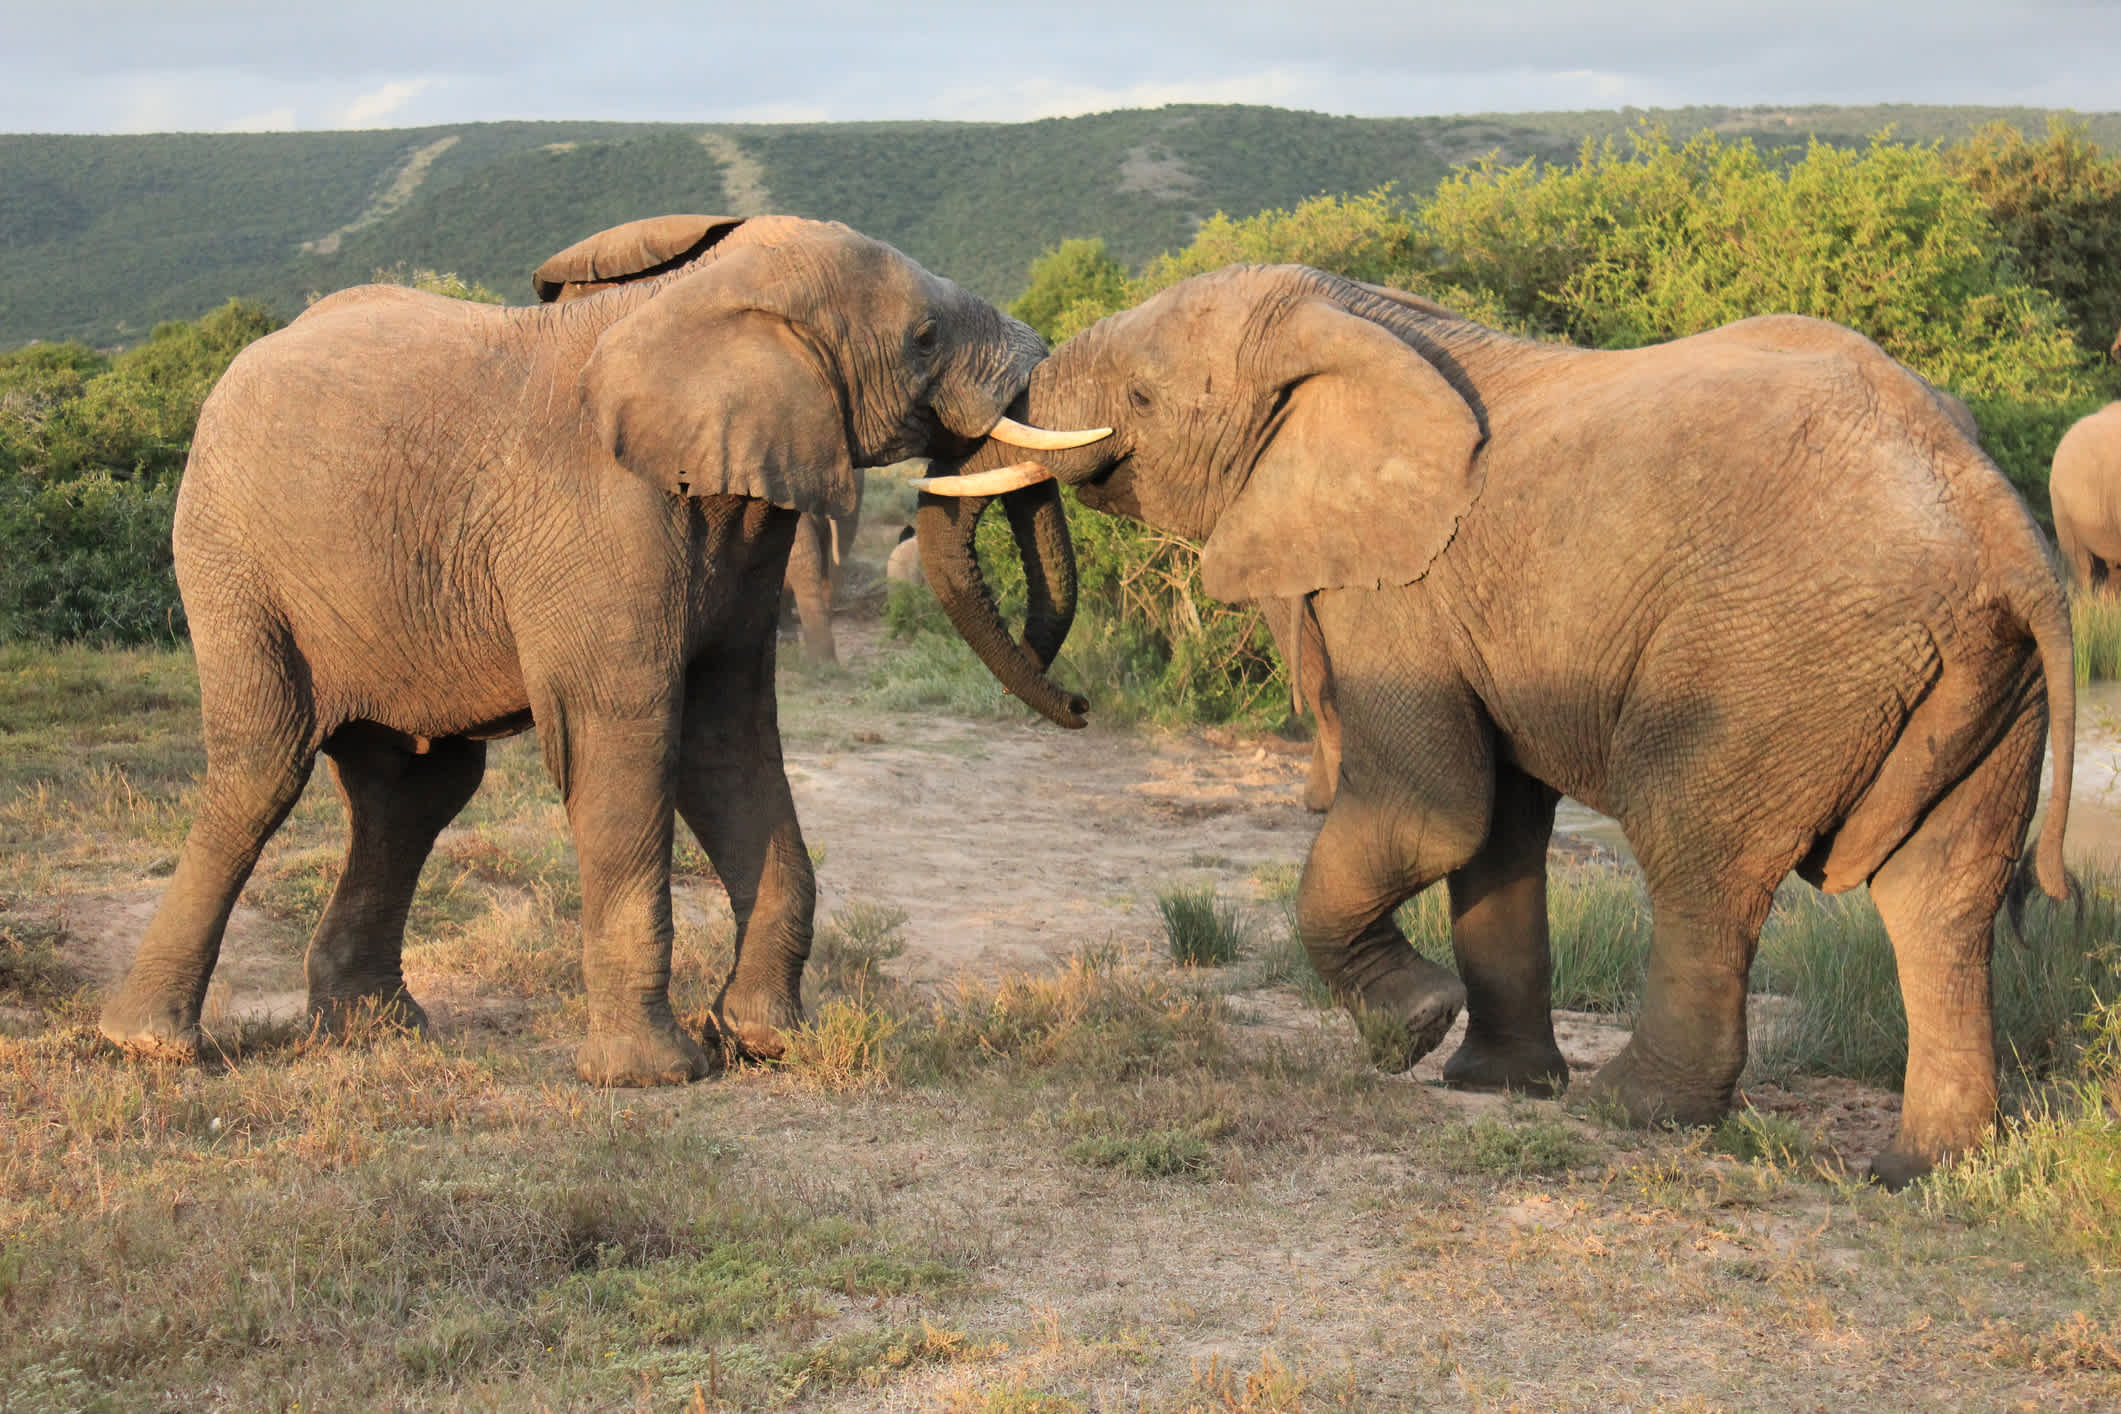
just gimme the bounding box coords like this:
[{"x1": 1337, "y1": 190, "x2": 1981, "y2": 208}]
[
  {"x1": 917, "y1": 483, "x2": 1088, "y2": 728},
  {"x1": 1003, "y1": 478, "x2": 1076, "y2": 671}
]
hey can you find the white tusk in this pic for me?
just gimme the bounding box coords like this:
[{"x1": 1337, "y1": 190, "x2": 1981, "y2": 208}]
[
  {"x1": 908, "y1": 461, "x2": 1054, "y2": 497},
  {"x1": 986, "y1": 415, "x2": 1111, "y2": 451}
]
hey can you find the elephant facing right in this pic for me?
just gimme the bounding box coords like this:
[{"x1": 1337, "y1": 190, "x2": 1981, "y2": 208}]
[{"x1": 919, "y1": 264, "x2": 2078, "y2": 1187}]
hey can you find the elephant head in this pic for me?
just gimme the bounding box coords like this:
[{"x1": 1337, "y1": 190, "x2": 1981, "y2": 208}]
[
  {"x1": 918, "y1": 264, "x2": 1486, "y2": 715},
  {"x1": 538, "y1": 214, "x2": 1107, "y2": 686}
]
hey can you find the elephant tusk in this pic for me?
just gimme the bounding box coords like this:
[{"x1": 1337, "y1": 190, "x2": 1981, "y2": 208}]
[
  {"x1": 909, "y1": 461, "x2": 1054, "y2": 497},
  {"x1": 986, "y1": 416, "x2": 1111, "y2": 451}
]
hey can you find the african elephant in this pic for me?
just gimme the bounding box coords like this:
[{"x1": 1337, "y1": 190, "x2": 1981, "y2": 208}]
[
  {"x1": 2049, "y1": 401, "x2": 2121, "y2": 591},
  {"x1": 533, "y1": 217, "x2": 864, "y2": 663},
  {"x1": 919, "y1": 264, "x2": 2076, "y2": 1185},
  {"x1": 98, "y1": 214, "x2": 1102, "y2": 1085}
]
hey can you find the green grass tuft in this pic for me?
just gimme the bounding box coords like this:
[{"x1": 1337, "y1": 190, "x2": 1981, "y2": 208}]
[
  {"x1": 1435, "y1": 1114, "x2": 1596, "y2": 1178},
  {"x1": 2072, "y1": 589, "x2": 2121, "y2": 681},
  {"x1": 1156, "y1": 882, "x2": 1247, "y2": 967}
]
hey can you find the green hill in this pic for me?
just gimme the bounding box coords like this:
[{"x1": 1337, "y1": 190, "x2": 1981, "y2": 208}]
[{"x1": 5, "y1": 102, "x2": 2120, "y2": 347}]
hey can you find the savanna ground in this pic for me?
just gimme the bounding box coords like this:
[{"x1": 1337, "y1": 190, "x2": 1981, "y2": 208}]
[{"x1": 6, "y1": 533, "x2": 2121, "y2": 1412}]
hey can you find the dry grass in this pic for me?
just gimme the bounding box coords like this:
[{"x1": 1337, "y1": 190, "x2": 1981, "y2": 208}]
[{"x1": 3, "y1": 643, "x2": 2120, "y2": 1411}]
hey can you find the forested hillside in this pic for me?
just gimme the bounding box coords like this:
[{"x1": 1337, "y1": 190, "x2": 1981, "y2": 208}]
[{"x1": 7, "y1": 102, "x2": 2120, "y2": 346}]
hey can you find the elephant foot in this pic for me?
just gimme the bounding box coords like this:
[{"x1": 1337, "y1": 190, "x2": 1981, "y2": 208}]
[
  {"x1": 99, "y1": 983, "x2": 203, "y2": 1060},
  {"x1": 1443, "y1": 1034, "x2": 1570, "y2": 1097},
  {"x1": 1342, "y1": 955, "x2": 1466, "y2": 1072},
  {"x1": 308, "y1": 987, "x2": 429, "y2": 1039},
  {"x1": 1579, "y1": 1040, "x2": 1733, "y2": 1129},
  {"x1": 715, "y1": 987, "x2": 803, "y2": 1062},
  {"x1": 576, "y1": 1022, "x2": 717, "y2": 1087}
]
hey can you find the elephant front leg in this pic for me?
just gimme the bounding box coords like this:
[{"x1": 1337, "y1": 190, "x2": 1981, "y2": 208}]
[
  {"x1": 1442, "y1": 763, "x2": 1569, "y2": 1096},
  {"x1": 547, "y1": 710, "x2": 714, "y2": 1087},
  {"x1": 1298, "y1": 791, "x2": 1482, "y2": 1072}
]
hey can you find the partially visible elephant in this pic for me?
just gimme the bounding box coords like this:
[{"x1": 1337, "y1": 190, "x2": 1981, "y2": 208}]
[
  {"x1": 2049, "y1": 401, "x2": 2121, "y2": 591},
  {"x1": 533, "y1": 218, "x2": 863, "y2": 663},
  {"x1": 919, "y1": 264, "x2": 2075, "y2": 1185},
  {"x1": 886, "y1": 526, "x2": 925, "y2": 584},
  {"x1": 98, "y1": 213, "x2": 1102, "y2": 1084}
]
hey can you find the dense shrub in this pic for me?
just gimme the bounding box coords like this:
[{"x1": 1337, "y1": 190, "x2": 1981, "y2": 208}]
[
  {"x1": 1421, "y1": 128, "x2": 2093, "y2": 402},
  {"x1": 0, "y1": 299, "x2": 278, "y2": 644},
  {"x1": 0, "y1": 472, "x2": 183, "y2": 643},
  {"x1": 1947, "y1": 119, "x2": 2121, "y2": 368}
]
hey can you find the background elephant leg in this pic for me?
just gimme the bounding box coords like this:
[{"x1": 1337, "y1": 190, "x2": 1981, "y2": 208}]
[
  {"x1": 677, "y1": 620, "x2": 815, "y2": 1059},
  {"x1": 304, "y1": 730, "x2": 485, "y2": 1034},
  {"x1": 1442, "y1": 762, "x2": 1567, "y2": 1095},
  {"x1": 1865, "y1": 691, "x2": 2044, "y2": 1189},
  {"x1": 101, "y1": 636, "x2": 317, "y2": 1053},
  {"x1": 785, "y1": 511, "x2": 838, "y2": 664},
  {"x1": 1298, "y1": 771, "x2": 1488, "y2": 1072},
  {"x1": 540, "y1": 705, "x2": 708, "y2": 1087}
]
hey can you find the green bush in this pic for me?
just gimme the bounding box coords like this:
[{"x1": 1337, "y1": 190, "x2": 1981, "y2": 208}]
[
  {"x1": 1947, "y1": 118, "x2": 2121, "y2": 367},
  {"x1": 0, "y1": 300, "x2": 278, "y2": 645},
  {"x1": 0, "y1": 472, "x2": 183, "y2": 643},
  {"x1": 1421, "y1": 127, "x2": 2094, "y2": 403}
]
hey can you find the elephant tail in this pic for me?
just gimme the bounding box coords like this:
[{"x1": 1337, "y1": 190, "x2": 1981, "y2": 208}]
[{"x1": 2021, "y1": 570, "x2": 2076, "y2": 903}]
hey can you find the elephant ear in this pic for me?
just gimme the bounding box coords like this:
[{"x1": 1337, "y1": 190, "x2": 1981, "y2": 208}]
[
  {"x1": 1200, "y1": 299, "x2": 1485, "y2": 602},
  {"x1": 579, "y1": 244, "x2": 859, "y2": 518},
  {"x1": 533, "y1": 215, "x2": 748, "y2": 302}
]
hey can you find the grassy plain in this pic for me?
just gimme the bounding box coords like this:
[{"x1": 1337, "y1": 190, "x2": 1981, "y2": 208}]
[{"x1": 3, "y1": 622, "x2": 2120, "y2": 1411}]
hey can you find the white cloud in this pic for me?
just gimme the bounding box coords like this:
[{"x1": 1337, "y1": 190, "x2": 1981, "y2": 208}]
[{"x1": 338, "y1": 77, "x2": 432, "y2": 128}]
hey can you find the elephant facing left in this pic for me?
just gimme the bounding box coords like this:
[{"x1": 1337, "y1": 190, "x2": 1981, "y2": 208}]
[{"x1": 97, "y1": 214, "x2": 1102, "y2": 1086}]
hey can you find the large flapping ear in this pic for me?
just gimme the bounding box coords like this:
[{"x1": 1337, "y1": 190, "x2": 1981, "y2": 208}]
[
  {"x1": 533, "y1": 215, "x2": 748, "y2": 302},
  {"x1": 1200, "y1": 299, "x2": 1485, "y2": 603},
  {"x1": 580, "y1": 244, "x2": 859, "y2": 518}
]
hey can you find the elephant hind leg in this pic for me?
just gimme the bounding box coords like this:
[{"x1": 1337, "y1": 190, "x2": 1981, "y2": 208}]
[
  {"x1": 304, "y1": 728, "x2": 486, "y2": 1034},
  {"x1": 1864, "y1": 684, "x2": 2045, "y2": 1190},
  {"x1": 101, "y1": 630, "x2": 320, "y2": 1055}
]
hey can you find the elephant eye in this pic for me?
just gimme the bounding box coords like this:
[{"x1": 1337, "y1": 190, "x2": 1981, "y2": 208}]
[
  {"x1": 1128, "y1": 382, "x2": 1154, "y2": 413},
  {"x1": 911, "y1": 319, "x2": 940, "y2": 354}
]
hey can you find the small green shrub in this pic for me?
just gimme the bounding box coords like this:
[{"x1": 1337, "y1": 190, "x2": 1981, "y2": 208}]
[
  {"x1": 1157, "y1": 883, "x2": 1246, "y2": 967},
  {"x1": 1062, "y1": 1125, "x2": 1216, "y2": 1179},
  {"x1": 1711, "y1": 1106, "x2": 1814, "y2": 1167},
  {"x1": 1435, "y1": 1115, "x2": 1594, "y2": 1178}
]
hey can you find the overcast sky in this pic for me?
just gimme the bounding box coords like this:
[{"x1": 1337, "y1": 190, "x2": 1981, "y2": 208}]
[{"x1": 7, "y1": 2, "x2": 2119, "y2": 134}]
